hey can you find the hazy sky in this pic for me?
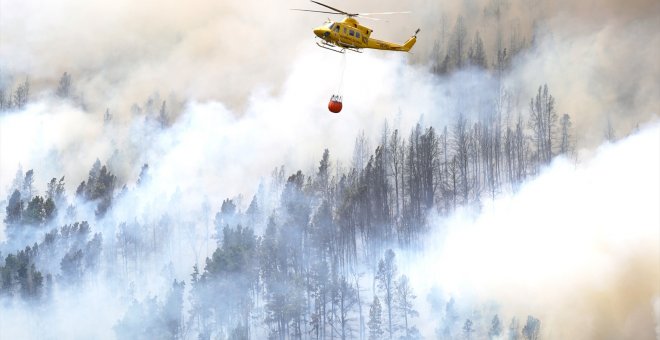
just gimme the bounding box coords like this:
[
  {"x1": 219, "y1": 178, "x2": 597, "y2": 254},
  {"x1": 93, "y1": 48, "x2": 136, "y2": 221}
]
[
  {"x1": 1, "y1": 0, "x2": 658, "y2": 193},
  {"x1": 0, "y1": 0, "x2": 658, "y2": 338}
]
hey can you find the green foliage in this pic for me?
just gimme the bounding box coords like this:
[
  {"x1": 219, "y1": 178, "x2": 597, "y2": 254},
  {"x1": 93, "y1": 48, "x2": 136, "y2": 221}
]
[
  {"x1": 214, "y1": 198, "x2": 238, "y2": 237},
  {"x1": 5, "y1": 189, "x2": 22, "y2": 225},
  {"x1": 259, "y1": 217, "x2": 307, "y2": 338},
  {"x1": 0, "y1": 245, "x2": 44, "y2": 300},
  {"x1": 11, "y1": 195, "x2": 57, "y2": 227},
  {"x1": 23, "y1": 196, "x2": 46, "y2": 225},
  {"x1": 60, "y1": 249, "x2": 83, "y2": 285},
  {"x1": 75, "y1": 159, "x2": 117, "y2": 217},
  {"x1": 84, "y1": 233, "x2": 103, "y2": 272},
  {"x1": 245, "y1": 195, "x2": 260, "y2": 223},
  {"x1": 46, "y1": 177, "x2": 66, "y2": 203},
  {"x1": 190, "y1": 225, "x2": 259, "y2": 336},
  {"x1": 314, "y1": 149, "x2": 331, "y2": 194},
  {"x1": 0, "y1": 82, "x2": 562, "y2": 339},
  {"x1": 205, "y1": 225, "x2": 257, "y2": 276}
]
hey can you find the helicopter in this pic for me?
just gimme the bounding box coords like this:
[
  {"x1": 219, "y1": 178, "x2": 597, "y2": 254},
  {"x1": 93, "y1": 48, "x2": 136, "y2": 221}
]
[{"x1": 292, "y1": 0, "x2": 420, "y2": 54}]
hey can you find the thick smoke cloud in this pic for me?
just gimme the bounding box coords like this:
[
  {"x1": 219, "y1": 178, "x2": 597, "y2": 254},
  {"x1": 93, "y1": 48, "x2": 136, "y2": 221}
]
[
  {"x1": 0, "y1": 51, "x2": 438, "y2": 201},
  {"x1": 408, "y1": 123, "x2": 660, "y2": 339},
  {"x1": 1, "y1": 0, "x2": 657, "y2": 179},
  {"x1": 1, "y1": 0, "x2": 659, "y2": 338},
  {"x1": 1, "y1": 0, "x2": 330, "y2": 110},
  {"x1": 2, "y1": 0, "x2": 658, "y2": 124}
]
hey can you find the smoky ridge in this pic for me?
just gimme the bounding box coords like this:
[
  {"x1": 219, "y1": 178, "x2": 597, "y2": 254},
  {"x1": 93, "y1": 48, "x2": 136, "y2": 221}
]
[
  {"x1": 1, "y1": 121, "x2": 658, "y2": 339},
  {"x1": 1, "y1": 0, "x2": 659, "y2": 339}
]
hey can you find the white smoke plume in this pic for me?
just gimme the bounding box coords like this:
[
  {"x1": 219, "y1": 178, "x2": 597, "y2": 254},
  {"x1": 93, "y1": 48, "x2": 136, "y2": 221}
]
[
  {"x1": 0, "y1": 0, "x2": 659, "y2": 338},
  {"x1": 408, "y1": 123, "x2": 660, "y2": 339}
]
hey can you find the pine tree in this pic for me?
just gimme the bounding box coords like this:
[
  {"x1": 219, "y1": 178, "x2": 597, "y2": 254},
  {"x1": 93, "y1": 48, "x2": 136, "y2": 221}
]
[
  {"x1": 468, "y1": 31, "x2": 487, "y2": 68},
  {"x1": 376, "y1": 249, "x2": 397, "y2": 339},
  {"x1": 56, "y1": 72, "x2": 72, "y2": 98},
  {"x1": 60, "y1": 249, "x2": 84, "y2": 285},
  {"x1": 23, "y1": 196, "x2": 46, "y2": 225},
  {"x1": 442, "y1": 297, "x2": 459, "y2": 338},
  {"x1": 315, "y1": 149, "x2": 331, "y2": 195},
  {"x1": 559, "y1": 114, "x2": 572, "y2": 155},
  {"x1": 46, "y1": 176, "x2": 66, "y2": 205},
  {"x1": 22, "y1": 169, "x2": 34, "y2": 201},
  {"x1": 5, "y1": 190, "x2": 23, "y2": 225},
  {"x1": 529, "y1": 84, "x2": 557, "y2": 166},
  {"x1": 522, "y1": 315, "x2": 540, "y2": 340},
  {"x1": 162, "y1": 280, "x2": 185, "y2": 338},
  {"x1": 450, "y1": 16, "x2": 468, "y2": 69},
  {"x1": 463, "y1": 319, "x2": 474, "y2": 340},
  {"x1": 158, "y1": 101, "x2": 168, "y2": 128},
  {"x1": 395, "y1": 275, "x2": 419, "y2": 339},
  {"x1": 13, "y1": 77, "x2": 30, "y2": 109},
  {"x1": 368, "y1": 296, "x2": 384, "y2": 340},
  {"x1": 336, "y1": 276, "x2": 358, "y2": 340},
  {"x1": 489, "y1": 314, "x2": 502, "y2": 338},
  {"x1": 509, "y1": 317, "x2": 520, "y2": 340},
  {"x1": 84, "y1": 233, "x2": 103, "y2": 272}
]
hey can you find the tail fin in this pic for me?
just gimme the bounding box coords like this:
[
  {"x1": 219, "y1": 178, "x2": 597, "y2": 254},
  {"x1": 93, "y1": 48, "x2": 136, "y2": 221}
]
[{"x1": 402, "y1": 28, "x2": 420, "y2": 52}]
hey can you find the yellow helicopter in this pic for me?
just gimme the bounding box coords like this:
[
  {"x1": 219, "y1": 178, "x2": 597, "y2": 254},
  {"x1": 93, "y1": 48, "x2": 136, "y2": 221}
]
[{"x1": 292, "y1": 1, "x2": 420, "y2": 54}]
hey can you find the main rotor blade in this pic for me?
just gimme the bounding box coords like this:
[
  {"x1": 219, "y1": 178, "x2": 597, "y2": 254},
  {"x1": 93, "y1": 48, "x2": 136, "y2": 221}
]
[
  {"x1": 310, "y1": 0, "x2": 356, "y2": 16},
  {"x1": 356, "y1": 16, "x2": 384, "y2": 21},
  {"x1": 358, "y1": 11, "x2": 411, "y2": 15},
  {"x1": 291, "y1": 9, "x2": 343, "y2": 15}
]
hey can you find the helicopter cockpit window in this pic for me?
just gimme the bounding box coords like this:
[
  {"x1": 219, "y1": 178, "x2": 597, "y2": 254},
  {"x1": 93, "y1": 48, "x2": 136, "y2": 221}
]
[
  {"x1": 349, "y1": 30, "x2": 354, "y2": 36},
  {"x1": 334, "y1": 25, "x2": 340, "y2": 32},
  {"x1": 326, "y1": 22, "x2": 334, "y2": 29}
]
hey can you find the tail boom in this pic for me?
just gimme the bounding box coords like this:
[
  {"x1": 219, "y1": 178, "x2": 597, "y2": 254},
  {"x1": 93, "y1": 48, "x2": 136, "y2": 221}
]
[{"x1": 366, "y1": 28, "x2": 419, "y2": 52}]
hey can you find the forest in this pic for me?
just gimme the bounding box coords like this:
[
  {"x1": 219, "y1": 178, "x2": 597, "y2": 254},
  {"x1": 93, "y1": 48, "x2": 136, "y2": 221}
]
[
  {"x1": 1, "y1": 114, "x2": 555, "y2": 339},
  {"x1": 1, "y1": 0, "x2": 658, "y2": 339},
  {"x1": 3, "y1": 75, "x2": 567, "y2": 339}
]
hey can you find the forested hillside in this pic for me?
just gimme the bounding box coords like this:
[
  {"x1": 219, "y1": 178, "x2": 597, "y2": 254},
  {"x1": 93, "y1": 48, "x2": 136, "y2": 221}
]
[{"x1": 1, "y1": 0, "x2": 658, "y2": 339}]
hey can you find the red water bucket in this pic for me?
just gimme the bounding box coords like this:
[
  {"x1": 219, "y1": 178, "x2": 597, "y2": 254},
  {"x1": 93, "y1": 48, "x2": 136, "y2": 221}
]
[{"x1": 328, "y1": 95, "x2": 343, "y2": 113}]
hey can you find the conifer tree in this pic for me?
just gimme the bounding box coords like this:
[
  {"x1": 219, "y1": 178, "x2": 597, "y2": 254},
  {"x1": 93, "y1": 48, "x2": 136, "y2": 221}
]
[{"x1": 368, "y1": 296, "x2": 384, "y2": 340}]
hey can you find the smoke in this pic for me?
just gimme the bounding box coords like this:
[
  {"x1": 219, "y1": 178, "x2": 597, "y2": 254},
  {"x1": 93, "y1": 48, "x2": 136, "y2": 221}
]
[
  {"x1": 2, "y1": 0, "x2": 658, "y2": 124},
  {"x1": 1, "y1": 0, "x2": 659, "y2": 338},
  {"x1": 0, "y1": 50, "x2": 438, "y2": 202},
  {"x1": 1, "y1": 0, "x2": 657, "y2": 191},
  {"x1": 1, "y1": 283, "x2": 127, "y2": 339},
  {"x1": 0, "y1": 0, "x2": 317, "y2": 109},
  {"x1": 408, "y1": 123, "x2": 660, "y2": 339},
  {"x1": 506, "y1": 13, "x2": 660, "y2": 146}
]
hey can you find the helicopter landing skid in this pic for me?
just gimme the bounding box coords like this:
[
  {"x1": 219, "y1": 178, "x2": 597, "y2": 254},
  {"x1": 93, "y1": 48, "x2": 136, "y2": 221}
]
[
  {"x1": 316, "y1": 40, "x2": 362, "y2": 54},
  {"x1": 316, "y1": 41, "x2": 345, "y2": 53}
]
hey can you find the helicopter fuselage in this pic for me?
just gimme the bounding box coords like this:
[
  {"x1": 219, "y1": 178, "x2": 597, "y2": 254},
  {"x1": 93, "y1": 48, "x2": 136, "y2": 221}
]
[{"x1": 313, "y1": 17, "x2": 417, "y2": 52}]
